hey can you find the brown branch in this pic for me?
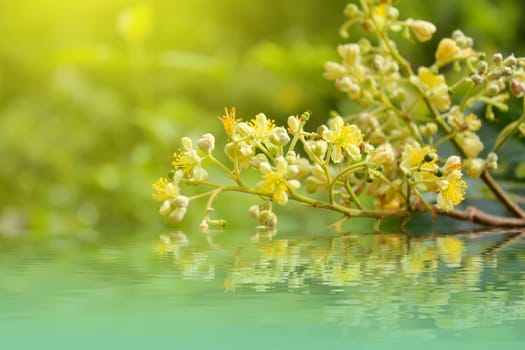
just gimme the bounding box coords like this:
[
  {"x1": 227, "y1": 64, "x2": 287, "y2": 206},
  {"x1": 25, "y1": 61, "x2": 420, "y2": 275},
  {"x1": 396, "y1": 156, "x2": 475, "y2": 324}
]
[
  {"x1": 440, "y1": 206, "x2": 525, "y2": 227},
  {"x1": 480, "y1": 170, "x2": 525, "y2": 218}
]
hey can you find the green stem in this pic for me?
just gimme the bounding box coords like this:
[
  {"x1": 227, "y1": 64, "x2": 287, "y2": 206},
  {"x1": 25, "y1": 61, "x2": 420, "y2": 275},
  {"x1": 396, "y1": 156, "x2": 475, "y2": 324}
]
[{"x1": 492, "y1": 97, "x2": 525, "y2": 153}]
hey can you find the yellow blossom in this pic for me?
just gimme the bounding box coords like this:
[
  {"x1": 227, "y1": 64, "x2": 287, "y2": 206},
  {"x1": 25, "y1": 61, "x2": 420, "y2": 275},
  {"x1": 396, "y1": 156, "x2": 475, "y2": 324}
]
[
  {"x1": 220, "y1": 107, "x2": 241, "y2": 137},
  {"x1": 322, "y1": 116, "x2": 363, "y2": 163},
  {"x1": 464, "y1": 158, "x2": 485, "y2": 178},
  {"x1": 416, "y1": 67, "x2": 451, "y2": 112},
  {"x1": 436, "y1": 171, "x2": 467, "y2": 211},
  {"x1": 435, "y1": 38, "x2": 459, "y2": 64},
  {"x1": 372, "y1": 4, "x2": 389, "y2": 30},
  {"x1": 249, "y1": 113, "x2": 276, "y2": 141},
  {"x1": 443, "y1": 155, "x2": 462, "y2": 175},
  {"x1": 172, "y1": 137, "x2": 208, "y2": 181},
  {"x1": 455, "y1": 131, "x2": 484, "y2": 158},
  {"x1": 256, "y1": 157, "x2": 300, "y2": 205},
  {"x1": 400, "y1": 142, "x2": 437, "y2": 174},
  {"x1": 152, "y1": 177, "x2": 177, "y2": 201}
]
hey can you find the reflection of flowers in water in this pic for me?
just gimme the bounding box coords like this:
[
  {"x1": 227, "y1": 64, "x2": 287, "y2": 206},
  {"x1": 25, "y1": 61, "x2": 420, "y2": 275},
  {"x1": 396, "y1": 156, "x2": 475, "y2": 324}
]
[{"x1": 155, "y1": 230, "x2": 525, "y2": 332}]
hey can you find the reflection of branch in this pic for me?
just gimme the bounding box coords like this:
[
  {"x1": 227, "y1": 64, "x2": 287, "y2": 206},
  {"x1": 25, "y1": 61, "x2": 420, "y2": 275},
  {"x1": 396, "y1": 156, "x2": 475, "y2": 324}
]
[
  {"x1": 482, "y1": 232, "x2": 525, "y2": 256},
  {"x1": 440, "y1": 206, "x2": 525, "y2": 227}
]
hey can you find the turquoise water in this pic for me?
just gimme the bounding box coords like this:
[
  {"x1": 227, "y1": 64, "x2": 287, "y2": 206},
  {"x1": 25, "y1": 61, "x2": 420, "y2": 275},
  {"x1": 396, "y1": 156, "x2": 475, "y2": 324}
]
[{"x1": 1, "y1": 229, "x2": 524, "y2": 349}]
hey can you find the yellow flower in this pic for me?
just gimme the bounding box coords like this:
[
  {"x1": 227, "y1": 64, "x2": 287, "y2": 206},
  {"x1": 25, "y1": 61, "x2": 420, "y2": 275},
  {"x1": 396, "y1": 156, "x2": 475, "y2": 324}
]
[
  {"x1": 249, "y1": 113, "x2": 276, "y2": 141},
  {"x1": 443, "y1": 155, "x2": 462, "y2": 175},
  {"x1": 256, "y1": 157, "x2": 300, "y2": 205},
  {"x1": 220, "y1": 107, "x2": 241, "y2": 137},
  {"x1": 436, "y1": 170, "x2": 467, "y2": 211},
  {"x1": 464, "y1": 158, "x2": 485, "y2": 178},
  {"x1": 435, "y1": 38, "x2": 459, "y2": 64},
  {"x1": 152, "y1": 177, "x2": 178, "y2": 201},
  {"x1": 172, "y1": 137, "x2": 208, "y2": 181},
  {"x1": 322, "y1": 116, "x2": 363, "y2": 163},
  {"x1": 448, "y1": 109, "x2": 481, "y2": 132},
  {"x1": 454, "y1": 131, "x2": 484, "y2": 158},
  {"x1": 416, "y1": 67, "x2": 451, "y2": 112},
  {"x1": 400, "y1": 142, "x2": 437, "y2": 174},
  {"x1": 372, "y1": 4, "x2": 389, "y2": 30}
]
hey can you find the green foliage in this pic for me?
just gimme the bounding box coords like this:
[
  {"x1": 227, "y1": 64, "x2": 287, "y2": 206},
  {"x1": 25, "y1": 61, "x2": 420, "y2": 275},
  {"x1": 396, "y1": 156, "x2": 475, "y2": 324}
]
[{"x1": 2, "y1": 0, "x2": 525, "y2": 234}]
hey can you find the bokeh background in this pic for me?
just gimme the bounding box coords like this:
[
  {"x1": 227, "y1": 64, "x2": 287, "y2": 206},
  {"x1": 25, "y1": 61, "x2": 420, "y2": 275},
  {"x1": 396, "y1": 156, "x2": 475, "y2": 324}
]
[{"x1": 1, "y1": 0, "x2": 525, "y2": 236}]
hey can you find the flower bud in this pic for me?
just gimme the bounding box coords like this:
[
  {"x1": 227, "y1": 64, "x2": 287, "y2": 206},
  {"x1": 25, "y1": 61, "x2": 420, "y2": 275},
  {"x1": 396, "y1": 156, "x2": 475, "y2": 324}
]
[
  {"x1": 159, "y1": 200, "x2": 171, "y2": 215},
  {"x1": 435, "y1": 38, "x2": 459, "y2": 63},
  {"x1": 411, "y1": 20, "x2": 436, "y2": 42},
  {"x1": 344, "y1": 3, "x2": 359, "y2": 17},
  {"x1": 486, "y1": 82, "x2": 500, "y2": 96},
  {"x1": 486, "y1": 152, "x2": 498, "y2": 170},
  {"x1": 198, "y1": 133, "x2": 215, "y2": 154},
  {"x1": 504, "y1": 55, "x2": 517, "y2": 67},
  {"x1": 268, "y1": 127, "x2": 290, "y2": 146},
  {"x1": 464, "y1": 158, "x2": 485, "y2": 178},
  {"x1": 169, "y1": 207, "x2": 187, "y2": 223},
  {"x1": 174, "y1": 195, "x2": 189, "y2": 208},
  {"x1": 511, "y1": 79, "x2": 525, "y2": 98},
  {"x1": 477, "y1": 61, "x2": 488, "y2": 75},
  {"x1": 324, "y1": 61, "x2": 346, "y2": 80},
  {"x1": 287, "y1": 115, "x2": 301, "y2": 134},
  {"x1": 248, "y1": 205, "x2": 260, "y2": 218},
  {"x1": 337, "y1": 43, "x2": 360, "y2": 66},
  {"x1": 258, "y1": 210, "x2": 277, "y2": 228},
  {"x1": 492, "y1": 53, "x2": 503, "y2": 65}
]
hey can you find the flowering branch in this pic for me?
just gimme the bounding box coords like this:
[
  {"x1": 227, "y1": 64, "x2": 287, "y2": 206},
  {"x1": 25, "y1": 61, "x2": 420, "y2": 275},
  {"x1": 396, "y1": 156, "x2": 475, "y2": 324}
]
[{"x1": 153, "y1": 0, "x2": 525, "y2": 231}]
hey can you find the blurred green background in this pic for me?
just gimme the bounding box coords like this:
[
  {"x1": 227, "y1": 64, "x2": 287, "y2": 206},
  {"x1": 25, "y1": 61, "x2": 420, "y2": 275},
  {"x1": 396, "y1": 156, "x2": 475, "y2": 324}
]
[{"x1": 1, "y1": 0, "x2": 525, "y2": 235}]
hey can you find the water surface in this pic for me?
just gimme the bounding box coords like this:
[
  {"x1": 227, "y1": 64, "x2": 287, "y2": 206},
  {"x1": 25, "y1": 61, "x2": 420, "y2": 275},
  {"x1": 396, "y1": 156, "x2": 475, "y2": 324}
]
[{"x1": 1, "y1": 229, "x2": 524, "y2": 349}]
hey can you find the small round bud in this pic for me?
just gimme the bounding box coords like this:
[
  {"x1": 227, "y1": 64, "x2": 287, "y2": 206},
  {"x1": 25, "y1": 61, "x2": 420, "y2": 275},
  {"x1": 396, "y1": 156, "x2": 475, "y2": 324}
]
[
  {"x1": 159, "y1": 200, "x2": 171, "y2": 215},
  {"x1": 452, "y1": 29, "x2": 464, "y2": 40},
  {"x1": 248, "y1": 205, "x2": 260, "y2": 218},
  {"x1": 410, "y1": 20, "x2": 436, "y2": 42},
  {"x1": 287, "y1": 115, "x2": 301, "y2": 134},
  {"x1": 323, "y1": 61, "x2": 346, "y2": 80},
  {"x1": 492, "y1": 53, "x2": 503, "y2": 65},
  {"x1": 501, "y1": 67, "x2": 513, "y2": 77},
  {"x1": 435, "y1": 168, "x2": 444, "y2": 177},
  {"x1": 169, "y1": 207, "x2": 187, "y2": 223},
  {"x1": 470, "y1": 73, "x2": 483, "y2": 85},
  {"x1": 174, "y1": 195, "x2": 189, "y2": 208},
  {"x1": 510, "y1": 79, "x2": 525, "y2": 98},
  {"x1": 486, "y1": 152, "x2": 498, "y2": 170},
  {"x1": 344, "y1": 3, "x2": 359, "y2": 17},
  {"x1": 464, "y1": 158, "x2": 485, "y2": 178},
  {"x1": 477, "y1": 61, "x2": 488, "y2": 75},
  {"x1": 361, "y1": 19, "x2": 374, "y2": 32},
  {"x1": 424, "y1": 153, "x2": 437, "y2": 162},
  {"x1": 386, "y1": 7, "x2": 399, "y2": 20},
  {"x1": 198, "y1": 133, "x2": 215, "y2": 154},
  {"x1": 258, "y1": 210, "x2": 277, "y2": 228},
  {"x1": 268, "y1": 127, "x2": 290, "y2": 146},
  {"x1": 372, "y1": 55, "x2": 384, "y2": 72},
  {"x1": 317, "y1": 125, "x2": 329, "y2": 139},
  {"x1": 486, "y1": 82, "x2": 500, "y2": 96},
  {"x1": 504, "y1": 55, "x2": 517, "y2": 67}
]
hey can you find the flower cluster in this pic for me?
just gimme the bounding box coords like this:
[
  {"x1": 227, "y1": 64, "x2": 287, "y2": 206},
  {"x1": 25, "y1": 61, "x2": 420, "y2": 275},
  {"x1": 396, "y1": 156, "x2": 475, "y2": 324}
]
[{"x1": 153, "y1": 0, "x2": 525, "y2": 230}]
